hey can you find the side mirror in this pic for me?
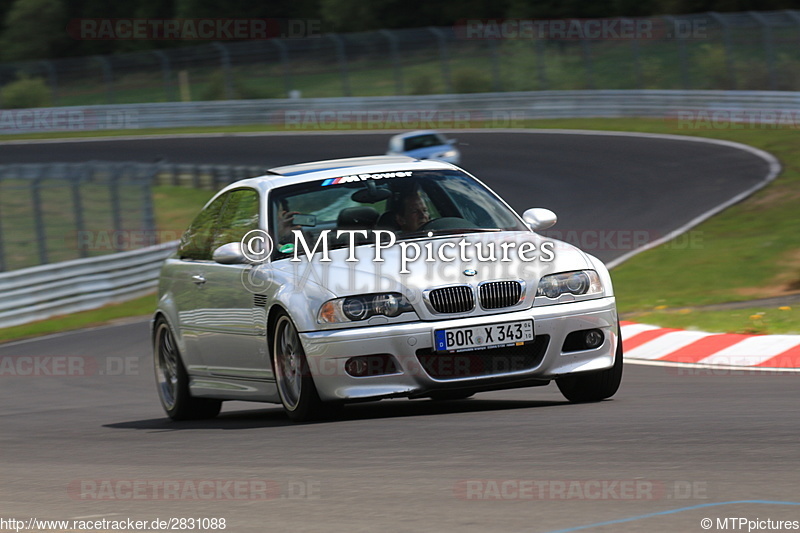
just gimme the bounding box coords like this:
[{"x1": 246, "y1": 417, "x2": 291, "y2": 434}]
[
  {"x1": 447, "y1": 138, "x2": 457, "y2": 145},
  {"x1": 522, "y1": 208, "x2": 557, "y2": 231},
  {"x1": 212, "y1": 242, "x2": 250, "y2": 265}
]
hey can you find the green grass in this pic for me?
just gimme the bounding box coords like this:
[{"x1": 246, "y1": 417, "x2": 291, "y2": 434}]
[
  {"x1": 1, "y1": 117, "x2": 799, "y2": 341},
  {"x1": 623, "y1": 305, "x2": 799, "y2": 335}
]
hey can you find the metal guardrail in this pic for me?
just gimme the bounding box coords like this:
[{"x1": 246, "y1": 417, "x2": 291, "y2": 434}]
[
  {"x1": 3, "y1": 89, "x2": 800, "y2": 134},
  {"x1": 0, "y1": 240, "x2": 177, "y2": 328}
]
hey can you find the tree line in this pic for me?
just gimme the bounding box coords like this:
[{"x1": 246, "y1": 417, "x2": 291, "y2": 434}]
[{"x1": 2, "y1": 0, "x2": 799, "y2": 61}]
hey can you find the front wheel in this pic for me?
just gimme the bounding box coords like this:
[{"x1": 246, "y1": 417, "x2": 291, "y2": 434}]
[
  {"x1": 153, "y1": 318, "x2": 222, "y2": 420},
  {"x1": 556, "y1": 327, "x2": 623, "y2": 403},
  {"x1": 272, "y1": 313, "x2": 326, "y2": 422}
]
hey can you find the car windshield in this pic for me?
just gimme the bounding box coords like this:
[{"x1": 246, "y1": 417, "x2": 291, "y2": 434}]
[
  {"x1": 403, "y1": 134, "x2": 446, "y2": 151},
  {"x1": 269, "y1": 169, "x2": 528, "y2": 258}
]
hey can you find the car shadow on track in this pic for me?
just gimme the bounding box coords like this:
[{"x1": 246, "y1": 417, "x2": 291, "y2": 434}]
[{"x1": 104, "y1": 398, "x2": 570, "y2": 430}]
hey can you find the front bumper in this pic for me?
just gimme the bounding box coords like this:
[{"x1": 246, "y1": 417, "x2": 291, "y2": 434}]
[{"x1": 300, "y1": 297, "x2": 618, "y2": 402}]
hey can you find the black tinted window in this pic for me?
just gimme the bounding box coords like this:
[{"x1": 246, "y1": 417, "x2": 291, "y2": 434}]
[
  {"x1": 211, "y1": 189, "x2": 260, "y2": 251},
  {"x1": 177, "y1": 195, "x2": 227, "y2": 260}
]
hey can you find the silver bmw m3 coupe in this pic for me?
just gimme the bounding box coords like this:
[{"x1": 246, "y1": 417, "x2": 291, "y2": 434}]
[{"x1": 152, "y1": 156, "x2": 622, "y2": 421}]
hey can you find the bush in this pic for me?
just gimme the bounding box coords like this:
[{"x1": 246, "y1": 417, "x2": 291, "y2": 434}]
[
  {"x1": 0, "y1": 75, "x2": 52, "y2": 109},
  {"x1": 452, "y1": 68, "x2": 492, "y2": 93},
  {"x1": 408, "y1": 74, "x2": 436, "y2": 95},
  {"x1": 199, "y1": 70, "x2": 278, "y2": 101}
]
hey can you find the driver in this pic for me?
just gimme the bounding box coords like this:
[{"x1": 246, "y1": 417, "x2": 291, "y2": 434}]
[
  {"x1": 277, "y1": 198, "x2": 301, "y2": 243},
  {"x1": 395, "y1": 188, "x2": 430, "y2": 232}
]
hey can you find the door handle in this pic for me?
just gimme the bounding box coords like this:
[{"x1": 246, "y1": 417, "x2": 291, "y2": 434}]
[{"x1": 191, "y1": 274, "x2": 206, "y2": 285}]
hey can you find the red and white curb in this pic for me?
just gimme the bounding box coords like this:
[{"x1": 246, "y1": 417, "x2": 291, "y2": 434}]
[{"x1": 621, "y1": 322, "x2": 800, "y2": 370}]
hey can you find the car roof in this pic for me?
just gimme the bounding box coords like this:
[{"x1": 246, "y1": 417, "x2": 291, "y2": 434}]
[
  {"x1": 389, "y1": 130, "x2": 444, "y2": 141},
  {"x1": 269, "y1": 155, "x2": 417, "y2": 176},
  {"x1": 223, "y1": 156, "x2": 457, "y2": 197}
]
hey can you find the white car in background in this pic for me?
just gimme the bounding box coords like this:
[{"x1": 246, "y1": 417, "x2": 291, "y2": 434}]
[{"x1": 387, "y1": 130, "x2": 460, "y2": 164}]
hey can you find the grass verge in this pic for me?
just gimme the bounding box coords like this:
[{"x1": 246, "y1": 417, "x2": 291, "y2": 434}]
[
  {"x1": 0, "y1": 292, "x2": 156, "y2": 343},
  {"x1": 623, "y1": 305, "x2": 799, "y2": 335},
  {"x1": 1, "y1": 117, "x2": 798, "y2": 341}
]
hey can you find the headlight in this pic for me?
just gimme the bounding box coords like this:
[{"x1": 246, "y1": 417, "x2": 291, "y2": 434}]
[
  {"x1": 318, "y1": 293, "x2": 414, "y2": 323},
  {"x1": 536, "y1": 271, "x2": 602, "y2": 299},
  {"x1": 437, "y1": 150, "x2": 458, "y2": 159}
]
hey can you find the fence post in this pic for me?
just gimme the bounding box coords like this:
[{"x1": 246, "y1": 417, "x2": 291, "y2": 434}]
[
  {"x1": 329, "y1": 34, "x2": 351, "y2": 97},
  {"x1": 272, "y1": 39, "x2": 293, "y2": 97},
  {"x1": 32, "y1": 169, "x2": 48, "y2": 265},
  {"x1": 153, "y1": 50, "x2": 173, "y2": 101},
  {"x1": 581, "y1": 35, "x2": 596, "y2": 90},
  {"x1": 40, "y1": 60, "x2": 59, "y2": 106},
  {"x1": 428, "y1": 27, "x2": 452, "y2": 93},
  {"x1": 380, "y1": 29, "x2": 405, "y2": 95},
  {"x1": 627, "y1": 20, "x2": 643, "y2": 89},
  {"x1": 784, "y1": 10, "x2": 800, "y2": 39},
  {"x1": 141, "y1": 165, "x2": 157, "y2": 246},
  {"x1": 96, "y1": 55, "x2": 115, "y2": 104},
  {"x1": 487, "y1": 38, "x2": 502, "y2": 91},
  {"x1": 535, "y1": 37, "x2": 549, "y2": 90},
  {"x1": 749, "y1": 11, "x2": 777, "y2": 90},
  {"x1": 708, "y1": 12, "x2": 737, "y2": 89},
  {"x1": 663, "y1": 15, "x2": 690, "y2": 89},
  {"x1": 72, "y1": 165, "x2": 87, "y2": 258},
  {"x1": 0, "y1": 172, "x2": 5, "y2": 272},
  {"x1": 211, "y1": 42, "x2": 235, "y2": 100},
  {"x1": 109, "y1": 164, "x2": 123, "y2": 235}
]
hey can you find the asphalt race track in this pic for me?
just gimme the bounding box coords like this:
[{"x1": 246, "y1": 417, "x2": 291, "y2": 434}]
[{"x1": 1, "y1": 132, "x2": 796, "y2": 533}]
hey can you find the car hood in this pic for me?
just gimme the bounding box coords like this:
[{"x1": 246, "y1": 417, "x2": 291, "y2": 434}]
[{"x1": 273, "y1": 231, "x2": 594, "y2": 299}]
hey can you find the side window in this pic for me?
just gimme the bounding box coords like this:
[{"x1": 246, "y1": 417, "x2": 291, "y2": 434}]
[
  {"x1": 178, "y1": 194, "x2": 227, "y2": 261},
  {"x1": 211, "y1": 189, "x2": 260, "y2": 251}
]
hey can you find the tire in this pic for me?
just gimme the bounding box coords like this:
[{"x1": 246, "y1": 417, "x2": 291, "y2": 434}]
[
  {"x1": 153, "y1": 318, "x2": 222, "y2": 420},
  {"x1": 557, "y1": 327, "x2": 623, "y2": 403},
  {"x1": 272, "y1": 312, "x2": 327, "y2": 422}
]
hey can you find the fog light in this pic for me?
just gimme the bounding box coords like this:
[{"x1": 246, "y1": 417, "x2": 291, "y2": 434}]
[
  {"x1": 345, "y1": 358, "x2": 369, "y2": 377},
  {"x1": 585, "y1": 329, "x2": 604, "y2": 349},
  {"x1": 344, "y1": 355, "x2": 400, "y2": 377}
]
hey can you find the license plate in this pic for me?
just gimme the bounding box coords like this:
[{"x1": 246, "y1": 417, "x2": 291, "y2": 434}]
[{"x1": 434, "y1": 320, "x2": 534, "y2": 353}]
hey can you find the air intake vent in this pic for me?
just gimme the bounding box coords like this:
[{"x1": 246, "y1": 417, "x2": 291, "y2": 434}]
[
  {"x1": 253, "y1": 295, "x2": 267, "y2": 308},
  {"x1": 428, "y1": 286, "x2": 474, "y2": 314},
  {"x1": 479, "y1": 281, "x2": 523, "y2": 309}
]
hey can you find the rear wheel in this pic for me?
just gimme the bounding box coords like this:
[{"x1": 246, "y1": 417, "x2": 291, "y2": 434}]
[
  {"x1": 272, "y1": 313, "x2": 326, "y2": 422},
  {"x1": 557, "y1": 327, "x2": 623, "y2": 403},
  {"x1": 154, "y1": 318, "x2": 222, "y2": 420}
]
